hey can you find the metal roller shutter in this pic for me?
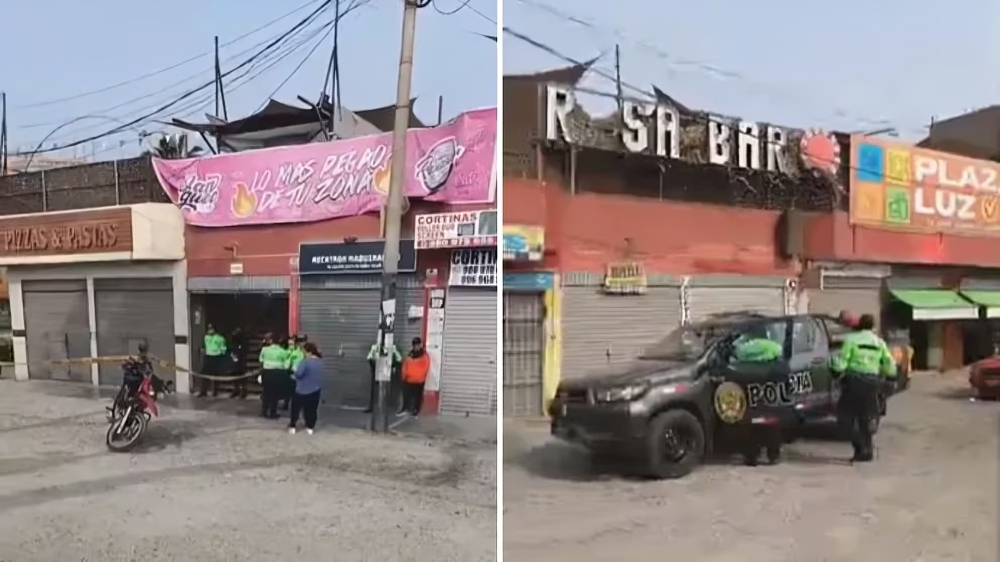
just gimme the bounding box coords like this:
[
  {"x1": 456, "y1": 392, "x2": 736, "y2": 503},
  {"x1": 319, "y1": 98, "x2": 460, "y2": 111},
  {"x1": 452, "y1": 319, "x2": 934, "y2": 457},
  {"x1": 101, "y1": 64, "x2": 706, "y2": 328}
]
[
  {"x1": 687, "y1": 278, "x2": 785, "y2": 322},
  {"x1": 440, "y1": 287, "x2": 498, "y2": 416},
  {"x1": 95, "y1": 277, "x2": 176, "y2": 387},
  {"x1": 502, "y1": 292, "x2": 544, "y2": 417},
  {"x1": 298, "y1": 275, "x2": 421, "y2": 408},
  {"x1": 807, "y1": 275, "x2": 883, "y2": 321},
  {"x1": 22, "y1": 279, "x2": 90, "y2": 382},
  {"x1": 561, "y1": 284, "x2": 682, "y2": 381}
]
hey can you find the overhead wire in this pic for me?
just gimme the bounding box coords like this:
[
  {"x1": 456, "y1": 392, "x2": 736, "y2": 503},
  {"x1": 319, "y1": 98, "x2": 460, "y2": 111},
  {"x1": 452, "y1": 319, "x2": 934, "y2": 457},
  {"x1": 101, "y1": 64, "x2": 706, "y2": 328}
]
[
  {"x1": 14, "y1": 0, "x2": 328, "y2": 110},
  {"x1": 35, "y1": 3, "x2": 367, "y2": 159},
  {"x1": 511, "y1": 0, "x2": 901, "y2": 132},
  {"x1": 16, "y1": 24, "x2": 326, "y2": 149},
  {"x1": 505, "y1": 25, "x2": 938, "y2": 187},
  {"x1": 18, "y1": 3, "x2": 335, "y2": 132},
  {"x1": 20, "y1": 0, "x2": 340, "y2": 163},
  {"x1": 432, "y1": 0, "x2": 473, "y2": 16},
  {"x1": 253, "y1": 16, "x2": 340, "y2": 113}
]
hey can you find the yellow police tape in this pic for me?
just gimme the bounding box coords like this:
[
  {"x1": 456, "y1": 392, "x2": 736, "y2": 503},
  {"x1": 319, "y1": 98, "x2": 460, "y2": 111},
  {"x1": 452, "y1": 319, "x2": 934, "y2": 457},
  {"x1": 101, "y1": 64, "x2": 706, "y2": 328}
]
[{"x1": 44, "y1": 355, "x2": 263, "y2": 382}]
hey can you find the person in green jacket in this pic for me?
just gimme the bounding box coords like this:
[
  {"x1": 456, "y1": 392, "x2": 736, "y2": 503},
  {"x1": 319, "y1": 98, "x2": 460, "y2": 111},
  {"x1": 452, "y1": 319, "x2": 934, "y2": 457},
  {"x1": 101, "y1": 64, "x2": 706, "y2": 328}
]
[
  {"x1": 281, "y1": 335, "x2": 308, "y2": 411},
  {"x1": 830, "y1": 314, "x2": 897, "y2": 462},
  {"x1": 364, "y1": 340, "x2": 403, "y2": 413},
  {"x1": 732, "y1": 324, "x2": 784, "y2": 363},
  {"x1": 259, "y1": 333, "x2": 289, "y2": 419},
  {"x1": 200, "y1": 324, "x2": 228, "y2": 398}
]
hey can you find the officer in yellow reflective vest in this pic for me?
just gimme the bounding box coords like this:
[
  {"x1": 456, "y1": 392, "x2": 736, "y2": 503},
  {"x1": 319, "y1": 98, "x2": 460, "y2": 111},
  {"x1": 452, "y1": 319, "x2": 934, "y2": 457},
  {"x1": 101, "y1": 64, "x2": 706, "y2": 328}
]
[
  {"x1": 830, "y1": 314, "x2": 897, "y2": 462},
  {"x1": 364, "y1": 341, "x2": 402, "y2": 413}
]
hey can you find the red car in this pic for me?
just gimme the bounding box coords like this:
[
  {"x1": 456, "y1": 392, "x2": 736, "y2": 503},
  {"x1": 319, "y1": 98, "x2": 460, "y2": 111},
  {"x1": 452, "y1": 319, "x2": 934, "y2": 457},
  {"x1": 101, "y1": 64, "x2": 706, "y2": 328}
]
[{"x1": 969, "y1": 357, "x2": 1000, "y2": 399}]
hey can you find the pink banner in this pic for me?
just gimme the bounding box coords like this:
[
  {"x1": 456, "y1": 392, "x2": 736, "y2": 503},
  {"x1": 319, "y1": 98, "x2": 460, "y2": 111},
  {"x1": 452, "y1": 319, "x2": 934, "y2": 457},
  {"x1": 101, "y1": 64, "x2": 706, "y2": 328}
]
[{"x1": 152, "y1": 107, "x2": 496, "y2": 227}]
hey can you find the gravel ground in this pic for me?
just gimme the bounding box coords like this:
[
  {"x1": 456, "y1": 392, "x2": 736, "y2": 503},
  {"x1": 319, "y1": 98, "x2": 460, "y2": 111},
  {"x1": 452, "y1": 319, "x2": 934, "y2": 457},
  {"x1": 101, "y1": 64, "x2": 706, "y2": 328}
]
[
  {"x1": 503, "y1": 373, "x2": 997, "y2": 562},
  {"x1": 0, "y1": 381, "x2": 497, "y2": 562}
]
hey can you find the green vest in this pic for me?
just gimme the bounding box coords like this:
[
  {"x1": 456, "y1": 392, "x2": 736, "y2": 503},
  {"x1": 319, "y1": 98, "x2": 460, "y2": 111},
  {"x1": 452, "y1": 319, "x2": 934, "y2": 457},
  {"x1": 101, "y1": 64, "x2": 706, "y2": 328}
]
[
  {"x1": 286, "y1": 347, "x2": 306, "y2": 370},
  {"x1": 204, "y1": 333, "x2": 227, "y2": 356},
  {"x1": 831, "y1": 330, "x2": 897, "y2": 378},
  {"x1": 259, "y1": 344, "x2": 288, "y2": 370},
  {"x1": 367, "y1": 344, "x2": 402, "y2": 364}
]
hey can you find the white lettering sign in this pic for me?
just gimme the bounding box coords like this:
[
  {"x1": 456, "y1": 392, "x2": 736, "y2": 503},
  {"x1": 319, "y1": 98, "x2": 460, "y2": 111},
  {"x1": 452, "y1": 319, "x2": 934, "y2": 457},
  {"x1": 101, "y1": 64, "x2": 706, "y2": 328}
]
[
  {"x1": 544, "y1": 85, "x2": 788, "y2": 173},
  {"x1": 415, "y1": 210, "x2": 498, "y2": 249},
  {"x1": 913, "y1": 156, "x2": 999, "y2": 193},
  {"x1": 448, "y1": 248, "x2": 497, "y2": 287}
]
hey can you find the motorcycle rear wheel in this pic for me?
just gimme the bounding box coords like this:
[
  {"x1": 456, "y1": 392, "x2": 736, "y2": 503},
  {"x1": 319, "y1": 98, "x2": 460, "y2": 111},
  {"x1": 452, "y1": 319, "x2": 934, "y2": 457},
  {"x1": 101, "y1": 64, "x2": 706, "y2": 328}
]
[{"x1": 106, "y1": 411, "x2": 147, "y2": 452}]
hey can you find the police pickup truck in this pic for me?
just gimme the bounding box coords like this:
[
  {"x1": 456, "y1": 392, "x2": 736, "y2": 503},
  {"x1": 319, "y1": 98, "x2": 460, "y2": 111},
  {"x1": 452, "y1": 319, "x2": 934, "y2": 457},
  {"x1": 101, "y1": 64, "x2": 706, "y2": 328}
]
[{"x1": 548, "y1": 312, "x2": 906, "y2": 479}]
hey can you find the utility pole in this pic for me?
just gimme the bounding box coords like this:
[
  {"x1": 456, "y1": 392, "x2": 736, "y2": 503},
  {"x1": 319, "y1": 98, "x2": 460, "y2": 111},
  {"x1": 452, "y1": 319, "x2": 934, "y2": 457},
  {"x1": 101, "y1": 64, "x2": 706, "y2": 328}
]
[
  {"x1": 372, "y1": 0, "x2": 420, "y2": 434},
  {"x1": 0, "y1": 92, "x2": 7, "y2": 176},
  {"x1": 214, "y1": 37, "x2": 229, "y2": 121},
  {"x1": 214, "y1": 36, "x2": 221, "y2": 118}
]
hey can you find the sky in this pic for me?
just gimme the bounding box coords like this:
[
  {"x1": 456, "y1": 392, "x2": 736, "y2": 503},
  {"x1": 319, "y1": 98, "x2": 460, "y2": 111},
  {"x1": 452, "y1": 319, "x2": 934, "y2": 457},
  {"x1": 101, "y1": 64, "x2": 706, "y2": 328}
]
[
  {"x1": 0, "y1": 0, "x2": 497, "y2": 162},
  {"x1": 503, "y1": 0, "x2": 999, "y2": 142}
]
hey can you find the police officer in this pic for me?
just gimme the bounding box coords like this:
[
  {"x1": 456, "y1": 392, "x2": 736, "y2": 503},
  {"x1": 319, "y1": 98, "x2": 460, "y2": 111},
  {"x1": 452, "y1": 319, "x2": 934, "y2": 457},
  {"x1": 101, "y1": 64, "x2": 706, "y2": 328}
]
[
  {"x1": 229, "y1": 328, "x2": 248, "y2": 399},
  {"x1": 830, "y1": 313, "x2": 897, "y2": 462},
  {"x1": 200, "y1": 324, "x2": 227, "y2": 398},
  {"x1": 732, "y1": 324, "x2": 783, "y2": 363},
  {"x1": 282, "y1": 335, "x2": 307, "y2": 410},
  {"x1": 363, "y1": 340, "x2": 402, "y2": 414},
  {"x1": 258, "y1": 333, "x2": 289, "y2": 419}
]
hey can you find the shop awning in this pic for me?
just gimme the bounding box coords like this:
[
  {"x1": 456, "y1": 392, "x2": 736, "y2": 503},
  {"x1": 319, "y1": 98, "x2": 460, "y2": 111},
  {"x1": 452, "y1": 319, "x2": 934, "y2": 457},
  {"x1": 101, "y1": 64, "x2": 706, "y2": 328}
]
[
  {"x1": 889, "y1": 289, "x2": 979, "y2": 320},
  {"x1": 960, "y1": 290, "x2": 1000, "y2": 318}
]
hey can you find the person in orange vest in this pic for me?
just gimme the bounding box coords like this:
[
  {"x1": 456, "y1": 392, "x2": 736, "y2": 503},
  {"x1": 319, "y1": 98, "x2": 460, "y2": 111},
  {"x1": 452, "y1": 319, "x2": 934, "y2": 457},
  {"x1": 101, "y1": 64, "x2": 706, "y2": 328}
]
[{"x1": 400, "y1": 337, "x2": 431, "y2": 416}]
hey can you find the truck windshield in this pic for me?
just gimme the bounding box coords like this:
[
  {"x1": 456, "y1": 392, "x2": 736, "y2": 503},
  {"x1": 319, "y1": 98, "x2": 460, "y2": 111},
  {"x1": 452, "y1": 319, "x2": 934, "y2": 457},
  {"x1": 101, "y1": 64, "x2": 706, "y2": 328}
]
[{"x1": 639, "y1": 323, "x2": 734, "y2": 361}]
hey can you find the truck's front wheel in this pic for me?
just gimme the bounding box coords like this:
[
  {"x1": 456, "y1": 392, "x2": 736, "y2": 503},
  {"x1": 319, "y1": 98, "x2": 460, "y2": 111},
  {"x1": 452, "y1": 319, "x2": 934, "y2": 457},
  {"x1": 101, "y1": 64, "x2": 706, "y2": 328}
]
[{"x1": 645, "y1": 409, "x2": 705, "y2": 479}]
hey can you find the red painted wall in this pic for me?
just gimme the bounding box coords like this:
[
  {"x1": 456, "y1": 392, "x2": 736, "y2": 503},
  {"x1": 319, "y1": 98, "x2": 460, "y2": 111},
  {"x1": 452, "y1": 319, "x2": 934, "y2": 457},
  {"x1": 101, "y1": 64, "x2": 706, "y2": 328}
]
[
  {"x1": 504, "y1": 179, "x2": 797, "y2": 276},
  {"x1": 803, "y1": 211, "x2": 1000, "y2": 266},
  {"x1": 187, "y1": 201, "x2": 496, "y2": 277}
]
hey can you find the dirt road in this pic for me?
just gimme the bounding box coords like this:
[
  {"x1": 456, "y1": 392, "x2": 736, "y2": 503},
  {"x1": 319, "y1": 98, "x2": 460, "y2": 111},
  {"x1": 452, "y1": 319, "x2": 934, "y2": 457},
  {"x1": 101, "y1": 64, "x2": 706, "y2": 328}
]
[
  {"x1": 504, "y1": 374, "x2": 997, "y2": 562},
  {"x1": 0, "y1": 381, "x2": 496, "y2": 562}
]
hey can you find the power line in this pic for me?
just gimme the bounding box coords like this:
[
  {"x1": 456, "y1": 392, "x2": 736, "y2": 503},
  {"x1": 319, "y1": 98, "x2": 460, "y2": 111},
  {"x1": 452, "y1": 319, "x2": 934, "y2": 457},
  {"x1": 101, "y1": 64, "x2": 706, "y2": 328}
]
[
  {"x1": 253, "y1": 20, "x2": 338, "y2": 113},
  {"x1": 18, "y1": 6, "x2": 334, "y2": 132},
  {"x1": 512, "y1": 0, "x2": 898, "y2": 132},
  {"x1": 14, "y1": 21, "x2": 331, "y2": 150},
  {"x1": 504, "y1": 24, "x2": 936, "y2": 186},
  {"x1": 19, "y1": 0, "x2": 341, "y2": 169},
  {"x1": 14, "y1": 0, "x2": 327, "y2": 110},
  {"x1": 432, "y1": 0, "x2": 472, "y2": 16},
  {"x1": 434, "y1": 0, "x2": 495, "y2": 24}
]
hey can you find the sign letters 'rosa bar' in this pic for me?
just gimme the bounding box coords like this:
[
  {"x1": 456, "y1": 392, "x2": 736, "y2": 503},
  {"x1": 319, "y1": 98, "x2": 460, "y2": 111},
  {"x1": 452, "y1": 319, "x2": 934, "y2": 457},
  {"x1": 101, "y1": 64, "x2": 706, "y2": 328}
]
[{"x1": 151, "y1": 107, "x2": 497, "y2": 227}]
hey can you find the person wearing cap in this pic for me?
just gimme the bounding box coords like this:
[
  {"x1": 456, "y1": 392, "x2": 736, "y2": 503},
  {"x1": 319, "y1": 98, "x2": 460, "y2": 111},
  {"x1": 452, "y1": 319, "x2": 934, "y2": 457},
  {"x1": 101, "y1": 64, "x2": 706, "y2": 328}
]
[
  {"x1": 830, "y1": 313, "x2": 897, "y2": 462},
  {"x1": 364, "y1": 338, "x2": 403, "y2": 414},
  {"x1": 401, "y1": 337, "x2": 431, "y2": 416}
]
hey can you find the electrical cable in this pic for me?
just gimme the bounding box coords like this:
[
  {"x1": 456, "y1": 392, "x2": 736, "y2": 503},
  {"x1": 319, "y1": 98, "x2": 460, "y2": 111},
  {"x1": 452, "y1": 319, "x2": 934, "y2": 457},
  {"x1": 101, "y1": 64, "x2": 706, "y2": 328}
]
[
  {"x1": 15, "y1": 0, "x2": 328, "y2": 110},
  {"x1": 15, "y1": 21, "x2": 330, "y2": 149},
  {"x1": 432, "y1": 0, "x2": 472, "y2": 16},
  {"x1": 505, "y1": 23, "x2": 935, "y2": 188},
  {"x1": 19, "y1": 4, "x2": 334, "y2": 132},
  {"x1": 512, "y1": 0, "x2": 900, "y2": 132},
  {"x1": 253, "y1": 18, "x2": 338, "y2": 113},
  {"x1": 19, "y1": 0, "x2": 340, "y2": 167}
]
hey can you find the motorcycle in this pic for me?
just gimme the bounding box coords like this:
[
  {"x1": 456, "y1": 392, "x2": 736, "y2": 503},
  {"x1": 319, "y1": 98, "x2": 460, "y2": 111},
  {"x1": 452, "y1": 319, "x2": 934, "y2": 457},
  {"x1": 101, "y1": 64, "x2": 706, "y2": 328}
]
[{"x1": 106, "y1": 358, "x2": 174, "y2": 452}]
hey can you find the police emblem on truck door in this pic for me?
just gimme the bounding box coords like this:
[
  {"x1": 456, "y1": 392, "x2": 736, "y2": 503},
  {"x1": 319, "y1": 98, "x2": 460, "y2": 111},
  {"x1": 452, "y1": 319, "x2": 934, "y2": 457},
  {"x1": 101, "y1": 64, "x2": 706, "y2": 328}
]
[
  {"x1": 714, "y1": 382, "x2": 747, "y2": 424},
  {"x1": 746, "y1": 371, "x2": 814, "y2": 407}
]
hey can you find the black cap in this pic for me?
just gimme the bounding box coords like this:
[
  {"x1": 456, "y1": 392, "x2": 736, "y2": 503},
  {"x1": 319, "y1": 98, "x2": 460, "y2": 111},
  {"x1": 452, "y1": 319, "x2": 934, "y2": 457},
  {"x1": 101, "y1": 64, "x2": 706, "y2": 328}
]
[{"x1": 412, "y1": 337, "x2": 422, "y2": 345}]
